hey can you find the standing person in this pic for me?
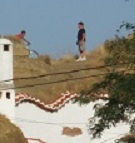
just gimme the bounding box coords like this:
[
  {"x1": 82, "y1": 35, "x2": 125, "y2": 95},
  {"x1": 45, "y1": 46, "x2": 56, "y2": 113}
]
[
  {"x1": 16, "y1": 30, "x2": 30, "y2": 46},
  {"x1": 76, "y1": 22, "x2": 86, "y2": 61}
]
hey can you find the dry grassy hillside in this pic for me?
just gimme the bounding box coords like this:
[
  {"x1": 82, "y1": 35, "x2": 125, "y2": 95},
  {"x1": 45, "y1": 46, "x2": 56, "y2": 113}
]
[
  {"x1": 5, "y1": 36, "x2": 108, "y2": 103},
  {"x1": 0, "y1": 115, "x2": 28, "y2": 143}
]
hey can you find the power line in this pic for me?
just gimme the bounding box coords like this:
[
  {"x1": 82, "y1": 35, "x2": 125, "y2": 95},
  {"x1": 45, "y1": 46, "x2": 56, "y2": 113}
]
[
  {"x1": 15, "y1": 117, "x2": 89, "y2": 131},
  {"x1": 0, "y1": 63, "x2": 128, "y2": 90},
  {"x1": 0, "y1": 63, "x2": 127, "y2": 84},
  {"x1": 15, "y1": 117, "x2": 128, "y2": 128},
  {"x1": 15, "y1": 118, "x2": 88, "y2": 125},
  {"x1": 1, "y1": 74, "x2": 104, "y2": 90},
  {"x1": 1, "y1": 69, "x2": 127, "y2": 90},
  {"x1": 15, "y1": 117, "x2": 129, "y2": 143},
  {"x1": 15, "y1": 117, "x2": 128, "y2": 136}
]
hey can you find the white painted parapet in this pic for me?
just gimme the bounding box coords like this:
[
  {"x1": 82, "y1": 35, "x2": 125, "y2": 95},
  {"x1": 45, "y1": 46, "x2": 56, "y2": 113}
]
[
  {"x1": 0, "y1": 38, "x2": 15, "y2": 122},
  {"x1": 0, "y1": 39, "x2": 13, "y2": 83},
  {"x1": 0, "y1": 89, "x2": 15, "y2": 122}
]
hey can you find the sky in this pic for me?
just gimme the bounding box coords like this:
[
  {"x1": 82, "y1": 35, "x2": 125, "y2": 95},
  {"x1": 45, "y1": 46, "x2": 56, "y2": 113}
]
[{"x1": 0, "y1": 0, "x2": 135, "y2": 58}]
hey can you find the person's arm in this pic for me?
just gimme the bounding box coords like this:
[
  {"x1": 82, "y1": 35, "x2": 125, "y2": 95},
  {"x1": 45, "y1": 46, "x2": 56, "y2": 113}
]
[
  {"x1": 82, "y1": 33, "x2": 85, "y2": 41},
  {"x1": 79, "y1": 32, "x2": 85, "y2": 45},
  {"x1": 23, "y1": 38, "x2": 30, "y2": 45}
]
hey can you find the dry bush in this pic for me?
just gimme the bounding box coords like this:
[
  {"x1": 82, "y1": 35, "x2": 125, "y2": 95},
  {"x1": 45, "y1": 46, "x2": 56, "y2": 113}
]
[
  {"x1": 86, "y1": 44, "x2": 108, "y2": 66},
  {"x1": 38, "y1": 55, "x2": 52, "y2": 65},
  {"x1": 55, "y1": 54, "x2": 75, "y2": 64},
  {"x1": 0, "y1": 115, "x2": 28, "y2": 143}
]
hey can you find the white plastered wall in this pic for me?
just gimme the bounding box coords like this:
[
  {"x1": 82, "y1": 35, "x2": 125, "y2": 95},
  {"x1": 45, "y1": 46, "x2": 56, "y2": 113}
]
[
  {"x1": 0, "y1": 90, "x2": 15, "y2": 122},
  {"x1": 0, "y1": 39, "x2": 13, "y2": 83},
  {"x1": 0, "y1": 39, "x2": 15, "y2": 123}
]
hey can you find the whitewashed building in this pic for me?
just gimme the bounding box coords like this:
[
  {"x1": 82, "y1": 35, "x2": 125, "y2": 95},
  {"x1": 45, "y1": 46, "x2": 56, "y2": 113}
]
[
  {"x1": 0, "y1": 38, "x2": 129, "y2": 143},
  {"x1": 0, "y1": 38, "x2": 15, "y2": 122}
]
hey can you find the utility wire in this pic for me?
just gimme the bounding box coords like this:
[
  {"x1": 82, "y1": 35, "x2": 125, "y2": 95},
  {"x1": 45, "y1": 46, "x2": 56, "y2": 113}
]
[
  {"x1": 0, "y1": 63, "x2": 128, "y2": 84},
  {"x1": 15, "y1": 118, "x2": 87, "y2": 125},
  {"x1": 1, "y1": 70, "x2": 126, "y2": 90},
  {"x1": 15, "y1": 117, "x2": 128, "y2": 127},
  {"x1": 15, "y1": 117, "x2": 129, "y2": 143},
  {"x1": 1, "y1": 68, "x2": 127, "y2": 90}
]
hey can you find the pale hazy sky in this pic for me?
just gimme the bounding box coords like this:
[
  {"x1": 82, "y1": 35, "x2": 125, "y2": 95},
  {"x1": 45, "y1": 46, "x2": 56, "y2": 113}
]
[{"x1": 0, "y1": 0, "x2": 135, "y2": 58}]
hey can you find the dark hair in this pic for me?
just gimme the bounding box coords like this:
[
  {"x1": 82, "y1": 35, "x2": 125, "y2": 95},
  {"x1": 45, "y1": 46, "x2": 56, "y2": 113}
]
[
  {"x1": 21, "y1": 30, "x2": 26, "y2": 34},
  {"x1": 78, "y1": 22, "x2": 84, "y2": 26}
]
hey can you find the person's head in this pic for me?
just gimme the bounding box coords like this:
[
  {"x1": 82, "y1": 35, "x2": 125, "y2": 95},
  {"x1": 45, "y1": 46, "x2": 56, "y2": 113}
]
[
  {"x1": 21, "y1": 30, "x2": 26, "y2": 35},
  {"x1": 78, "y1": 22, "x2": 84, "y2": 29}
]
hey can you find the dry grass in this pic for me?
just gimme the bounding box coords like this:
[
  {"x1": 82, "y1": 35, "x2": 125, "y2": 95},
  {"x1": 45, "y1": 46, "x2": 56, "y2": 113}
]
[
  {"x1": 0, "y1": 115, "x2": 28, "y2": 143},
  {"x1": 86, "y1": 44, "x2": 108, "y2": 66},
  {"x1": 2, "y1": 35, "x2": 109, "y2": 103},
  {"x1": 38, "y1": 55, "x2": 52, "y2": 65},
  {"x1": 13, "y1": 44, "x2": 108, "y2": 103}
]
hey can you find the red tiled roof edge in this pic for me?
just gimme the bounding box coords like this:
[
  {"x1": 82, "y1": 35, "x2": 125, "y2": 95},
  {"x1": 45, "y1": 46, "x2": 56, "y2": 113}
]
[{"x1": 15, "y1": 91, "x2": 80, "y2": 112}]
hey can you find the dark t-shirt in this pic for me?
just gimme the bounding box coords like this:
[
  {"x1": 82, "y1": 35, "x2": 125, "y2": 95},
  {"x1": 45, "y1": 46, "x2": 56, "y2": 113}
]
[{"x1": 77, "y1": 29, "x2": 86, "y2": 41}]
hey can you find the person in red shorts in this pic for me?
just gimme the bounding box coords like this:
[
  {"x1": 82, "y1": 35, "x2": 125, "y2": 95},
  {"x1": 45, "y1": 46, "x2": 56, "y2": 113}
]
[{"x1": 16, "y1": 30, "x2": 30, "y2": 46}]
